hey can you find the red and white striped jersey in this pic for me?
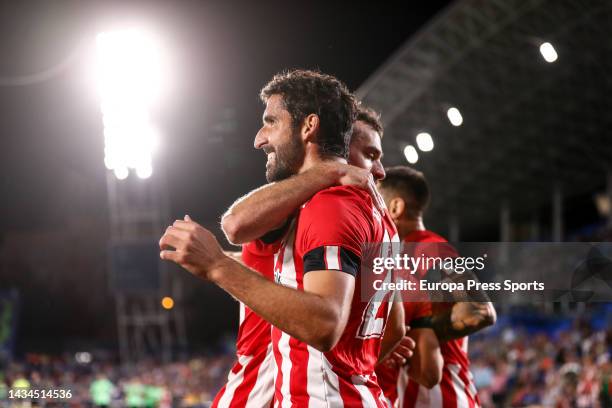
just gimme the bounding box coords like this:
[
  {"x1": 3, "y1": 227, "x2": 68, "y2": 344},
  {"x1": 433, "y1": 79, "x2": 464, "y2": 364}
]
[
  {"x1": 400, "y1": 336, "x2": 479, "y2": 408},
  {"x1": 270, "y1": 185, "x2": 399, "y2": 407},
  {"x1": 212, "y1": 239, "x2": 279, "y2": 408},
  {"x1": 399, "y1": 230, "x2": 481, "y2": 408}
]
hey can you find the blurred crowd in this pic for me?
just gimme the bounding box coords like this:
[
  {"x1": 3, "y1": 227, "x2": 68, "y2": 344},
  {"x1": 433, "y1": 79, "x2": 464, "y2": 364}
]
[
  {"x1": 470, "y1": 322, "x2": 612, "y2": 407},
  {"x1": 1, "y1": 316, "x2": 611, "y2": 407},
  {"x1": 0, "y1": 353, "x2": 234, "y2": 407}
]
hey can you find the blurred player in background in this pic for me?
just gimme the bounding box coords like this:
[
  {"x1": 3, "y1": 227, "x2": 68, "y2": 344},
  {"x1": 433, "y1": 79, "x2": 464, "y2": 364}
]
[
  {"x1": 377, "y1": 166, "x2": 497, "y2": 408},
  {"x1": 160, "y1": 70, "x2": 401, "y2": 406}
]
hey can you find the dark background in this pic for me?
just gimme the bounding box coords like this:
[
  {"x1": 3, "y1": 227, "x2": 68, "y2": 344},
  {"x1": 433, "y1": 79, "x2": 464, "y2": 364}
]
[{"x1": 0, "y1": 1, "x2": 452, "y2": 353}]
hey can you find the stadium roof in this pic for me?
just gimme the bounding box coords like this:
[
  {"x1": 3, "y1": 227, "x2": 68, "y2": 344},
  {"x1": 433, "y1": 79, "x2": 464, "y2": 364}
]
[{"x1": 357, "y1": 0, "x2": 612, "y2": 236}]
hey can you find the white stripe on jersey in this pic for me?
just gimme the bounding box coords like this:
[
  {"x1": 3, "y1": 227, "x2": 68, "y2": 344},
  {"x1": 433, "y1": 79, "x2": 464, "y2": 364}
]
[
  {"x1": 448, "y1": 364, "x2": 469, "y2": 408},
  {"x1": 279, "y1": 332, "x2": 293, "y2": 408},
  {"x1": 217, "y1": 354, "x2": 252, "y2": 407},
  {"x1": 324, "y1": 246, "x2": 340, "y2": 270},
  {"x1": 305, "y1": 346, "x2": 327, "y2": 407},
  {"x1": 352, "y1": 375, "x2": 379, "y2": 408},
  {"x1": 278, "y1": 232, "x2": 297, "y2": 289},
  {"x1": 239, "y1": 302, "x2": 245, "y2": 325},
  {"x1": 467, "y1": 369, "x2": 479, "y2": 406},
  {"x1": 245, "y1": 343, "x2": 275, "y2": 407},
  {"x1": 321, "y1": 353, "x2": 344, "y2": 408}
]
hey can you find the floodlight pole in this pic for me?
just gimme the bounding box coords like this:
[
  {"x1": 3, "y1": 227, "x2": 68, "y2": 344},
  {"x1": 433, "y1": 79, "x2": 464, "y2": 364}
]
[{"x1": 106, "y1": 167, "x2": 187, "y2": 366}]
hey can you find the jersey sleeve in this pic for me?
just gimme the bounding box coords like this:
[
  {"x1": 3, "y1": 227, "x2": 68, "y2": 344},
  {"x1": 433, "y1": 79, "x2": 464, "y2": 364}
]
[
  {"x1": 243, "y1": 238, "x2": 282, "y2": 258},
  {"x1": 296, "y1": 186, "x2": 373, "y2": 276}
]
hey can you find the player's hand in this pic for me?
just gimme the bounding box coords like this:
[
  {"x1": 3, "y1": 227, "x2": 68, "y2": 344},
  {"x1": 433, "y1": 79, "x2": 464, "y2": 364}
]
[
  {"x1": 382, "y1": 328, "x2": 416, "y2": 368},
  {"x1": 319, "y1": 162, "x2": 386, "y2": 212},
  {"x1": 159, "y1": 215, "x2": 228, "y2": 280},
  {"x1": 450, "y1": 302, "x2": 494, "y2": 331}
]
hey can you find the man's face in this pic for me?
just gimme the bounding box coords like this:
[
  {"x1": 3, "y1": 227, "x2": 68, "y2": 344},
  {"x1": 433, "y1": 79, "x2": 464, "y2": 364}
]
[
  {"x1": 348, "y1": 120, "x2": 385, "y2": 181},
  {"x1": 254, "y1": 95, "x2": 305, "y2": 182}
]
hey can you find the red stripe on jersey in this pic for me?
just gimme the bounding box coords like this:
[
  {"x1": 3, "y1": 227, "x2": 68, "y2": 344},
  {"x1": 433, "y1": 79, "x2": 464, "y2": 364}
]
[
  {"x1": 288, "y1": 336, "x2": 309, "y2": 407},
  {"x1": 271, "y1": 330, "x2": 285, "y2": 407},
  {"x1": 403, "y1": 380, "x2": 420, "y2": 408},
  {"x1": 338, "y1": 377, "x2": 365, "y2": 406}
]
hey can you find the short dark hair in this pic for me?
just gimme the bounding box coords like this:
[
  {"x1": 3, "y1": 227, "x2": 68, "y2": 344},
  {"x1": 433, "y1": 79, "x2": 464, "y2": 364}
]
[
  {"x1": 260, "y1": 69, "x2": 357, "y2": 159},
  {"x1": 378, "y1": 166, "x2": 430, "y2": 218},
  {"x1": 355, "y1": 104, "x2": 383, "y2": 138}
]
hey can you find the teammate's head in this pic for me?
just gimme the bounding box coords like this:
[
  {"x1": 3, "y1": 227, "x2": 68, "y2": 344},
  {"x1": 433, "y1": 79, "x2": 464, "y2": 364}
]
[
  {"x1": 377, "y1": 166, "x2": 430, "y2": 221},
  {"x1": 348, "y1": 105, "x2": 385, "y2": 181},
  {"x1": 256, "y1": 69, "x2": 357, "y2": 182}
]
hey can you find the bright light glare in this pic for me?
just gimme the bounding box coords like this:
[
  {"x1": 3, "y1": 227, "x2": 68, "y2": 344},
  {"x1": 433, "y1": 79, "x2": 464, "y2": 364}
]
[
  {"x1": 539, "y1": 42, "x2": 558, "y2": 63},
  {"x1": 447, "y1": 107, "x2": 463, "y2": 126},
  {"x1": 403, "y1": 145, "x2": 419, "y2": 164},
  {"x1": 114, "y1": 167, "x2": 129, "y2": 180},
  {"x1": 136, "y1": 164, "x2": 153, "y2": 179},
  {"x1": 416, "y1": 132, "x2": 434, "y2": 152},
  {"x1": 97, "y1": 29, "x2": 162, "y2": 180}
]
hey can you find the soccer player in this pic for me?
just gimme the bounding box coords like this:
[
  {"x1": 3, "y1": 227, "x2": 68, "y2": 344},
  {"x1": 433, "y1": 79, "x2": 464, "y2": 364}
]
[
  {"x1": 212, "y1": 105, "x2": 406, "y2": 407},
  {"x1": 160, "y1": 70, "x2": 400, "y2": 406},
  {"x1": 376, "y1": 166, "x2": 497, "y2": 408}
]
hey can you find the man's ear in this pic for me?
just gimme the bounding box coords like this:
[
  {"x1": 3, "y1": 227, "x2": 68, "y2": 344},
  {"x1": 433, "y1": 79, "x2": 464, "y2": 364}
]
[
  {"x1": 301, "y1": 113, "x2": 320, "y2": 143},
  {"x1": 388, "y1": 197, "x2": 406, "y2": 220}
]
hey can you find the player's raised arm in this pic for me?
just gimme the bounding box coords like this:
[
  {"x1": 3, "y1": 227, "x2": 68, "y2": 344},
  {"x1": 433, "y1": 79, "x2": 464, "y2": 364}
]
[
  {"x1": 220, "y1": 162, "x2": 373, "y2": 245},
  {"x1": 214, "y1": 260, "x2": 354, "y2": 352},
  {"x1": 160, "y1": 216, "x2": 355, "y2": 352}
]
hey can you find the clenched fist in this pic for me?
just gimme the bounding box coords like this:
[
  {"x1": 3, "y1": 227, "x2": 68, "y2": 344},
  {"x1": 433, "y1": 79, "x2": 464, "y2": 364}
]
[{"x1": 159, "y1": 215, "x2": 229, "y2": 280}]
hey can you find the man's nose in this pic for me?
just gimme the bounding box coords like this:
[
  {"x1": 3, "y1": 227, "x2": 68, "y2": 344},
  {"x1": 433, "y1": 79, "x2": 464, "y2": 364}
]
[
  {"x1": 254, "y1": 129, "x2": 267, "y2": 149},
  {"x1": 373, "y1": 162, "x2": 386, "y2": 181}
]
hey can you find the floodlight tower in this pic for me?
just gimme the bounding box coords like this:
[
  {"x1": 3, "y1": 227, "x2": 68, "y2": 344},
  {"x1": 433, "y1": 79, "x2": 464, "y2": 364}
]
[{"x1": 97, "y1": 29, "x2": 186, "y2": 364}]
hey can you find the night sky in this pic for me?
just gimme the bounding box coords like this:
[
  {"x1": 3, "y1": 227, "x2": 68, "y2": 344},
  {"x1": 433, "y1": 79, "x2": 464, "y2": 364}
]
[{"x1": 0, "y1": 1, "x2": 452, "y2": 353}]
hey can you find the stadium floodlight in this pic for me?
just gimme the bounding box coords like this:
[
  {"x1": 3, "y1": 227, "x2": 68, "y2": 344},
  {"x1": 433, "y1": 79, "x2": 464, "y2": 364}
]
[
  {"x1": 447, "y1": 107, "x2": 463, "y2": 126},
  {"x1": 539, "y1": 42, "x2": 558, "y2": 63},
  {"x1": 403, "y1": 145, "x2": 419, "y2": 164},
  {"x1": 96, "y1": 29, "x2": 162, "y2": 180},
  {"x1": 416, "y1": 132, "x2": 434, "y2": 152},
  {"x1": 113, "y1": 167, "x2": 129, "y2": 180}
]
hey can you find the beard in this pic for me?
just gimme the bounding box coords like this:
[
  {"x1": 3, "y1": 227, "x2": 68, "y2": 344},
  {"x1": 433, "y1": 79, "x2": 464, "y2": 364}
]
[{"x1": 265, "y1": 130, "x2": 305, "y2": 182}]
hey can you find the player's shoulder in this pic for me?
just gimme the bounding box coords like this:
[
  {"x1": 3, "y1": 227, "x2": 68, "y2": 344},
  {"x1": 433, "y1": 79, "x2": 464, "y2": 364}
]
[
  {"x1": 305, "y1": 185, "x2": 373, "y2": 213},
  {"x1": 310, "y1": 185, "x2": 371, "y2": 203}
]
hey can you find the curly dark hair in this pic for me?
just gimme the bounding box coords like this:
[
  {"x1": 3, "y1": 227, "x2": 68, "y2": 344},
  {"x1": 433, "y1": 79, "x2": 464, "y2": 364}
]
[
  {"x1": 355, "y1": 104, "x2": 384, "y2": 138},
  {"x1": 260, "y1": 69, "x2": 357, "y2": 159}
]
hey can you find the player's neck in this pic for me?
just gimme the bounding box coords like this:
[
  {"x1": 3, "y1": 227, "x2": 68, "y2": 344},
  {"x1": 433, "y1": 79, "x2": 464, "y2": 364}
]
[
  {"x1": 398, "y1": 217, "x2": 426, "y2": 237},
  {"x1": 298, "y1": 144, "x2": 346, "y2": 173}
]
